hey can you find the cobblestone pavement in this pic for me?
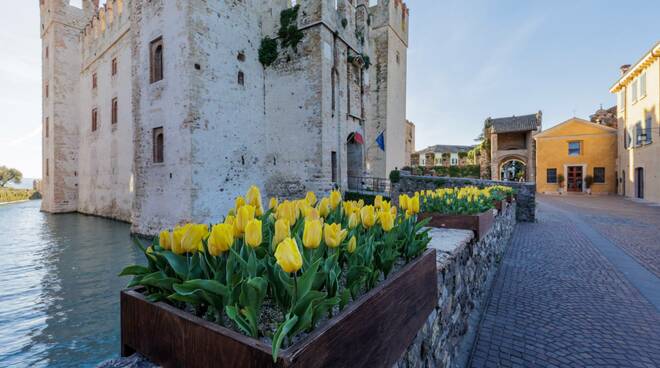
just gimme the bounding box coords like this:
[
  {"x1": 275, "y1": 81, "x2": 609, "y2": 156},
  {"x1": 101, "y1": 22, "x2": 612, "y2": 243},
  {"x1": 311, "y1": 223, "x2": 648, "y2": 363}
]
[
  {"x1": 469, "y1": 195, "x2": 660, "y2": 368},
  {"x1": 540, "y1": 195, "x2": 660, "y2": 278}
]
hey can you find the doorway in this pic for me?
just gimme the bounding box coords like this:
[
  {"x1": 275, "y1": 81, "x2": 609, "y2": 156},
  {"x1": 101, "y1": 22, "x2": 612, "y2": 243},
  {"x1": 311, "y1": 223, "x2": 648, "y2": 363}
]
[
  {"x1": 567, "y1": 166, "x2": 583, "y2": 192},
  {"x1": 635, "y1": 167, "x2": 644, "y2": 199}
]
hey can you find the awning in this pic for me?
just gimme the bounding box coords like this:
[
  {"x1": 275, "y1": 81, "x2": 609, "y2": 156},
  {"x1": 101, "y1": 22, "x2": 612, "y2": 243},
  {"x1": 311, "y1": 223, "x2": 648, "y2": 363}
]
[{"x1": 348, "y1": 132, "x2": 364, "y2": 144}]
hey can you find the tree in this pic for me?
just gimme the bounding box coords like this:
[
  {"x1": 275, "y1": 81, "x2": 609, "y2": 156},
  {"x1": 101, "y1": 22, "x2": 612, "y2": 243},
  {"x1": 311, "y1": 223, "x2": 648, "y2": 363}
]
[{"x1": 0, "y1": 166, "x2": 23, "y2": 187}]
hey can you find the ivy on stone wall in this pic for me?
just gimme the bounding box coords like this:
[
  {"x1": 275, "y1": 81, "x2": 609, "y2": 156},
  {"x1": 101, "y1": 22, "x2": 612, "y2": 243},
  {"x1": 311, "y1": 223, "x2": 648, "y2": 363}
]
[
  {"x1": 259, "y1": 5, "x2": 304, "y2": 67},
  {"x1": 278, "y1": 5, "x2": 304, "y2": 49},
  {"x1": 258, "y1": 37, "x2": 278, "y2": 67}
]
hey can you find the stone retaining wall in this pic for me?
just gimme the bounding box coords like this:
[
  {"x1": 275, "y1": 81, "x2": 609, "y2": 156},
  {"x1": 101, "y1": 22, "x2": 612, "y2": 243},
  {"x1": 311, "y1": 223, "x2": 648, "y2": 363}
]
[
  {"x1": 392, "y1": 174, "x2": 536, "y2": 222},
  {"x1": 395, "y1": 202, "x2": 517, "y2": 368}
]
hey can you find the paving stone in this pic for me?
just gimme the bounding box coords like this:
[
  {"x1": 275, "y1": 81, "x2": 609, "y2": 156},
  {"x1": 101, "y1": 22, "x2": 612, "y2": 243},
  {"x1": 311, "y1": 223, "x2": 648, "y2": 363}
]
[{"x1": 469, "y1": 196, "x2": 660, "y2": 368}]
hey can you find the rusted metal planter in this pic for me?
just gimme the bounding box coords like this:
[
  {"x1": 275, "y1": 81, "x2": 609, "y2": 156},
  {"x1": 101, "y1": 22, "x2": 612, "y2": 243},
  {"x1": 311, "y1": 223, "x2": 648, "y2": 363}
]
[
  {"x1": 418, "y1": 210, "x2": 495, "y2": 240},
  {"x1": 121, "y1": 249, "x2": 437, "y2": 368}
]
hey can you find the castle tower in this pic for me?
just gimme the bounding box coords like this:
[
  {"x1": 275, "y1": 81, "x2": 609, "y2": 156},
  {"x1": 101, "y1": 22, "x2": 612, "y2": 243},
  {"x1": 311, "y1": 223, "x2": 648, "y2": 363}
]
[
  {"x1": 39, "y1": 0, "x2": 87, "y2": 213},
  {"x1": 366, "y1": 0, "x2": 409, "y2": 178}
]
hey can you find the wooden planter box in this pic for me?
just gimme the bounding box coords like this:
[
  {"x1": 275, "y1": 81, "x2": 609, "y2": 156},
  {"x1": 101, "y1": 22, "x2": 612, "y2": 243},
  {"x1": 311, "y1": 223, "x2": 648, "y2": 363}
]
[
  {"x1": 121, "y1": 249, "x2": 438, "y2": 368},
  {"x1": 493, "y1": 199, "x2": 507, "y2": 212},
  {"x1": 418, "y1": 211, "x2": 495, "y2": 240}
]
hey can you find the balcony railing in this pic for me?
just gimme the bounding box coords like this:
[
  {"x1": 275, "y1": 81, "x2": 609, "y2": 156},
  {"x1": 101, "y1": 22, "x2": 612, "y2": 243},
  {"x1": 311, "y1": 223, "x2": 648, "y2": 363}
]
[{"x1": 347, "y1": 176, "x2": 391, "y2": 196}]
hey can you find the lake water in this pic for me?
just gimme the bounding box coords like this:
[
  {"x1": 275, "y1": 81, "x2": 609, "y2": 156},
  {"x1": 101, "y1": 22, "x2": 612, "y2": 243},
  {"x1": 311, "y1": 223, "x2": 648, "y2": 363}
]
[{"x1": 0, "y1": 200, "x2": 144, "y2": 367}]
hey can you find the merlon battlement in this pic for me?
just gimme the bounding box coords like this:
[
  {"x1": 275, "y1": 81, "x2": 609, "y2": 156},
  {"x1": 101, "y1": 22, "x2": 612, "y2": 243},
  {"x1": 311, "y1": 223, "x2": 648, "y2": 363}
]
[{"x1": 81, "y1": 0, "x2": 129, "y2": 63}]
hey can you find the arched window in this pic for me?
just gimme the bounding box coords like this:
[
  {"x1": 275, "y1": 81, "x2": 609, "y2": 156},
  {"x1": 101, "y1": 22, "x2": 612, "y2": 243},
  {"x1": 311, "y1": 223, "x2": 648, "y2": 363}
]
[
  {"x1": 150, "y1": 37, "x2": 164, "y2": 83},
  {"x1": 153, "y1": 127, "x2": 164, "y2": 163}
]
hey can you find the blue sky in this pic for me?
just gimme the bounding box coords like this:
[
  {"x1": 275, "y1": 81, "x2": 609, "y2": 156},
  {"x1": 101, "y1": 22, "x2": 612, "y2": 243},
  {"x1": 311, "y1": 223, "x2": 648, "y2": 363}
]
[{"x1": 1, "y1": 1, "x2": 658, "y2": 178}]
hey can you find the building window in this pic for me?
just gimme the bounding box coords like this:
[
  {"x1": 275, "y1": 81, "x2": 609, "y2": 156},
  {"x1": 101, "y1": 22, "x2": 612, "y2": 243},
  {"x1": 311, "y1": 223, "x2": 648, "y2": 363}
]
[
  {"x1": 331, "y1": 151, "x2": 337, "y2": 183},
  {"x1": 593, "y1": 167, "x2": 605, "y2": 184},
  {"x1": 150, "y1": 37, "x2": 164, "y2": 83},
  {"x1": 631, "y1": 79, "x2": 638, "y2": 102},
  {"x1": 45, "y1": 83, "x2": 48, "y2": 98},
  {"x1": 112, "y1": 57, "x2": 118, "y2": 76},
  {"x1": 238, "y1": 71, "x2": 244, "y2": 86},
  {"x1": 568, "y1": 141, "x2": 581, "y2": 156},
  {"x1": 153, "y1": 127, "x2": 164, "y2": 163},
  {"x1": 111, "y1": 97, "x2": 118, "y2": 125},
  {"x1": 92, "y1": 73, "x2": 97, "y2": 89},
  {"x1": 91, "y1": 108, "x2": 98, "y2": 131},
  {"x1": 645, "y1": 113, "x2": 653, "y2": 144},
  {"x1": 546, "y1": 168, "x2": 557, "y2": 183},
  {"x1": 45, "y1": 46, "x2": 48, "y2": 59},
  {"x1": 46, "y1": 158, "x2": 49, "y2": 177},
  {"x1": 635, "y1": 121, "x2": 643, "y2": 146},
  {"x1": 45, "y1": 117, "x2": 49, "y2": 138},
  {"x1": 237, "y1": 52, "x2": 245, "y2": 62},
  {"x1": 451, "y1": 157, "x2": 458, "y2": 166},
  {"x1": 640, "y1": 71, "x2": 647, "y2": 98}
]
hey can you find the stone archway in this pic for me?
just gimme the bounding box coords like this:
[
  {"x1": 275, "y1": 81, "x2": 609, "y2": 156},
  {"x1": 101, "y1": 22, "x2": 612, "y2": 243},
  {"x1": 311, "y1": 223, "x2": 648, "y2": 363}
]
[
  {"x1": 499, "y1": 157, "x2": 527, "y2": 182},
  {"x1": 346, "y1": 132, "x2": 364, "y2": 178}
]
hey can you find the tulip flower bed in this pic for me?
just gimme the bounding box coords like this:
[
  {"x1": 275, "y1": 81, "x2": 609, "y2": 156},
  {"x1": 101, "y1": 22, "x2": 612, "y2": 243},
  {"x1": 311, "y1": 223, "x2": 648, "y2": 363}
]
[
  {"x1": 408, "y1": 186, "x2": 499, "y2": 240},
  {"x1": 120, "y1": 187, "x2": 435, "y2": 368}
]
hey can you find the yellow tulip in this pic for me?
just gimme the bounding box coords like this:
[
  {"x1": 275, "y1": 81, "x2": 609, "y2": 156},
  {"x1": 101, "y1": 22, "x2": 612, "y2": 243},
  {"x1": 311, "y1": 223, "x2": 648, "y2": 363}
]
[
  {"x1": 343, "y1": 201, "x2": 354, "y2": 217},
  {"x1": 405, "y1": 209, "x2": 413, "y2": 219},
  {"x1": 348, "y1": 212, "x2": 360, "y2": 229},
  {"x1": 399, "y1": 194, "x2": 409, "y2": 211},
  {"x1": 172, "y1": 225, "x2": 185, "y2": 254},
  {"x1": 159, "y1": 230, "x2": 172, "y2": 250},
  {"x1": 379, "y1": 210, "x2": 394, "y2": 232},
  {"x1": 305, "y1": 191, "x2": 317, "y2": 206},
  {"x1": 410, "y1": 195, "x2": 420, "y2": 214},
  {"x1": 235, "y1": 205, "x2": 256, "y2": 236},
  {"x1": 246, "y1": 185, "x2": 264, "y2": 216},
  {"x1": 277, "y1": 200, "x2": 297, "y2": 225},
  {"x1": 295, "y1": 200, "x2": 309, "y2": 220},
  {"x1": 275, "y1": 237, "x2": 303, "y2": 274},
  {"x1": 347, "y1": 235, "x2": 357, "y2": 253},
  {"x1": 245, "y1": 219, "x2": 262, "y2": 248},
  {"x1": 360, "y1": 205, "x2": 376, "y2": 228},
  {"x1": 318, "y1": 197, "x2": 331, "y2": 218},
  {"x1": 329, "y1": 190, "x2": 342, "y2": 209},
  {"x1": 390, "y1": 206, "x2": 398, "y2": 217},
  {"x1": 208, "y1": 223, "x2": 234, "y2": 256},
  {"x1": 303, "y1": 219, "x2": 323, "y2": 249},
  {"x1": 324, "y1": 222, "x2": 347, "y2": 248},
  {"x1": 379, "y1": 200, "x2": 391, "y2": 213},
  {"x1": 181, "y1": 223, "x2": 207, "y2": 253},
  {"x1": 305, "y1": 207, "x2": 320, "y2": 221},
  {"x1": 235, "y1": 196, "x2": 246, "y2": 211},
  {"x1": 374, "y1": 195, "x2": 383, "y2": 209},
  {"x1": 269, "y1": 197, "x2": 279, "y2": 210},
  {"x1": 357, "y1": 199, "x2": 364, "y2": 208},
  {"x1": 224, "y1": 215, "x2": 235, "y2": 225},
  {"x1": 273, "y1": 218, "x2": 290, "y2": 246}
]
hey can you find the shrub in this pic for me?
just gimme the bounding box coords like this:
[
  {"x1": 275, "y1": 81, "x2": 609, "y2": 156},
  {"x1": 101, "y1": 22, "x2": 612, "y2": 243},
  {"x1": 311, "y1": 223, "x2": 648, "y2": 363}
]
[
  {"x1": 258, "y1": 37, "x2": 278, "y2": 66},
  {"x1": 584, "y1": 175, "x2": 594, "y2": 189},
  {"x1": 0, "y1": 188, "x2": 35, "y2": 203},
  {"x1": 389, "y1": 169, "x2": 401, "y2": 183}
]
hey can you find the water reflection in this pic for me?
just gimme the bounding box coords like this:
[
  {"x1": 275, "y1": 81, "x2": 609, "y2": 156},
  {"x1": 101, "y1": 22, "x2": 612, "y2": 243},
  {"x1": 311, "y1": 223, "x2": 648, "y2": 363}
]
[{"x1": 0, "y1": 200, "x2": 143, "y2": 367}]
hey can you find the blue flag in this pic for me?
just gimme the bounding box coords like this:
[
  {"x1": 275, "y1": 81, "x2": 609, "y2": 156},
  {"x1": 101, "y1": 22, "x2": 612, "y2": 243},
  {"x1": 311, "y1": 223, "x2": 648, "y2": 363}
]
[{"x1": 376, "y1": 132, "x2": 385, "y2": 151}]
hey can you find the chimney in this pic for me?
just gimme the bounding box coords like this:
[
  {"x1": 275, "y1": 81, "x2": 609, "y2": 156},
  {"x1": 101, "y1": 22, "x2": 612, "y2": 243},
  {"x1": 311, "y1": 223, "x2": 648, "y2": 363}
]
[{"x1": 620, "y1": 64, "x2": 631, "y2": 76}]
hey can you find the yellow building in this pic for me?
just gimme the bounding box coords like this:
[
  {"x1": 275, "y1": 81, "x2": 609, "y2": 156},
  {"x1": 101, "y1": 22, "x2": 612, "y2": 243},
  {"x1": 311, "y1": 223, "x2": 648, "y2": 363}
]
[
  {"x1": 535, "y1": 118, "x2": 617, "y2": 194},
  {"x1": 610, "y1": 41, "x2": 660, "y2": 202}
]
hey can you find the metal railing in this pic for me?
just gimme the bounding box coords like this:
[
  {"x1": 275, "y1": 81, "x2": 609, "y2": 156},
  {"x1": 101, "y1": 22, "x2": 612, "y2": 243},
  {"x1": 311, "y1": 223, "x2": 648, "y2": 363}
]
[{"x1": 347, "y1": 176, "x2": 391, "y2": 196}]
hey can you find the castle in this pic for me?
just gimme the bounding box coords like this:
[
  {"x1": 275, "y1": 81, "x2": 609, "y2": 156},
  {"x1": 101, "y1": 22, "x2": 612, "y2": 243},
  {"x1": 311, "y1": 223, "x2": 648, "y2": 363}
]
[{"x1": 39, "y1": 0, "x2": 409, "y2": 235}]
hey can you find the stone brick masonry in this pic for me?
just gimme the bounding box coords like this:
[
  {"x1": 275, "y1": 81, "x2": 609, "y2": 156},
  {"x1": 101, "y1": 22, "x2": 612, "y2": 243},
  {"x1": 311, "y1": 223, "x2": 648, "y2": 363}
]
[{"x1": 396, "y1": 202, "x2": 516, "y2": 368}]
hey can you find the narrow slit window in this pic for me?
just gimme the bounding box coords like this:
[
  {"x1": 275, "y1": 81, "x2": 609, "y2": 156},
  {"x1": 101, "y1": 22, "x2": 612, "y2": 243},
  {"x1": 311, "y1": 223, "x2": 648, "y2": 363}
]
[
  {"x1": 238, "y1": 71, "x2": 245, "y2": 86},
  {"x1": 150, "y1": 37, "x2": 164, "y2": 83},
  {"x1": 111, "y1": 97, "x2": 118, "y2": 125},
  {"x1": 112, "y1": 57, "x2": 118, "y2": 76},
  {"x1": 91, "y1": 108, "x2": 98, "y2": 131},
  {"x1": 153, "y1": 127, "x2": 164, "y2": 163},
  {"x1": 92, "y1": 73, "x2": 97, "y2": 89},
  {"x1": 45, "y1": 117, "x2": 49, "y2": 138},
  {"x1": 331, "y1": 151, "x2": 337, "y2": 183}
]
